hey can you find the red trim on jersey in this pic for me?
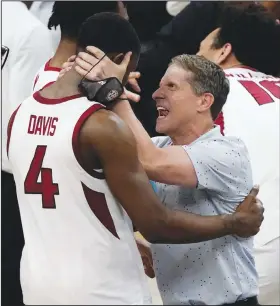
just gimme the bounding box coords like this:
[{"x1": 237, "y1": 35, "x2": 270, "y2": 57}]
[
  {"x1": 236, "y1": 66, "x2": 258, "y2": 72},
  {"x1": 72, "y1": 104, "x2": 105, "y2": 179},
  {"x1": 82, "y1": 183, "x2": 119, "y2": 239},
  {"x1": 33, "y1": 86, "x2": 82, "y2": 105},
  {"x1": 33, "y1": 74, "x2": 39, "y2": 90},
  {"x1": 7, "y1": 105, "x2": 22, "y2": 157},
  {"x1": 44, "y1": 59, "x2": 61, "y2": 72},
  {"x1": 214, "y1": 112, "x2": 224, "y2": 135}
]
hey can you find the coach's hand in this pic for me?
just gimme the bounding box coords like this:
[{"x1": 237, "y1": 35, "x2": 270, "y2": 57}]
[
  {"x1": 231, "y1": 185, "x2": 264, "y2": 237},
  {"x1": 75, "y1": 46, "x2": 141, "y2": 102},
  {"x1": 57, "y1": 55, "x2": 76, "y2": 79},
  {"x1": 75, "y1": 46, "x2": 130, "y2": 82}
]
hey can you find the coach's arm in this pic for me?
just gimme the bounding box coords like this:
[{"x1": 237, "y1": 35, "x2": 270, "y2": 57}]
[
  {"x1": 112, "y1": 99, "x2": 204, "y2": 188},
  {"x1": 79, "y1": 109, "x2": 262, "y2": 244}
]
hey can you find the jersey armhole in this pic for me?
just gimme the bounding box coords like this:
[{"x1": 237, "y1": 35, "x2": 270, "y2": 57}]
[
  {"x1": 72, "y1": 103, "x2": 105, "y2": 179},
  {"x1": 7, "y1": 105, "x2": 22, "y2": 158}
]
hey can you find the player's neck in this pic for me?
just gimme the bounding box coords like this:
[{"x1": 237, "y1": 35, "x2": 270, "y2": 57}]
[
  {"x1": 50, "y1": 38, "x2": 77, "y2": 68},
  {"x1": 169, "y1": 117, "x2": 214, "y2": 146},
  {"x1": 219, "y1": 58, "x2": 243, "y2": 70},
  {"x1": 41, "y1": 68, "x2": 82, "y2": 99}
]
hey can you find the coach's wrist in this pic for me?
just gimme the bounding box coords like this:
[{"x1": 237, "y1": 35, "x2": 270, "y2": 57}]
[
  {"x1": 117, "y1": 93, "x2": 129, "y2": 101},
  {"x1": 112, "y1": 95, "x2": 133, "y2": 113}
]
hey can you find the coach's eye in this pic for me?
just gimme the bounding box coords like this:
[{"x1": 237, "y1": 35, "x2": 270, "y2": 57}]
[{"x1": 168, "y1": 83, "x2": 176, "y2": 90}]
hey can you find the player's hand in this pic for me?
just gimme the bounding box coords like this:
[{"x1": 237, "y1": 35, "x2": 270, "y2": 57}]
[
  {"x1": 135, "y1": 235, "x2": 155, "y2": 278},
  {"x1": 231, "y1": 185, "x2": 264, "y2": 237},
  {"x1": 57, "y1": 55, "x2": 76, "y2": 79}
]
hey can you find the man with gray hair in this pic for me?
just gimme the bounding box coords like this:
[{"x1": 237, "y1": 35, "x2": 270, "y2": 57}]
[{"x1": 63, "y1": 49, "x2": 260, "y2": 305}]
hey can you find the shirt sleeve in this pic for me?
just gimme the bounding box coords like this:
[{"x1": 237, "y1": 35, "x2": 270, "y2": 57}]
[
  {"x1": 182, "y1": 137, "x2": 253, "y2": 201},
  {"x1": 151, "y1": 136, "x2": 168, "y2": 147}
]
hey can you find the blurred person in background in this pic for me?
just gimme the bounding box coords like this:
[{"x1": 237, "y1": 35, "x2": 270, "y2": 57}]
[
  {"x1": 2, "y1": 1, "x2": 53, "y2": 305},
  {"x1": 261, "y1": 1, "x2": 280, "y2": 21},
  {"x1": 32, "y1": 1, "x2": 127, "y2": 92},
  {"x1": 29, "y1": 1, "x2": 60, "y2": 52},
  {"x1": 125, "y1": 1, "x2": 172, "y2": 53},
  {"x1": 197, "y1": 4, "x2": 280, "y2": 304}
]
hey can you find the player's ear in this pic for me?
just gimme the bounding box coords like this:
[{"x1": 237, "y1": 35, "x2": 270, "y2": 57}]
[
  {"x1": 113, "y1": 53, "x2": 124, "y2": 65},
  {"x1": 216, "y1": 43, "x2": 232, "y2": 65}
]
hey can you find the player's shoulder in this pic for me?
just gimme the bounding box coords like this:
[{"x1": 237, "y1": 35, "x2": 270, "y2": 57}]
[
  {"x1": 225, "y1": 67, "x2": 279, "y2": 82},
  {"x1": 82, "y1": 108, "x2": 135, "y2": 144}
]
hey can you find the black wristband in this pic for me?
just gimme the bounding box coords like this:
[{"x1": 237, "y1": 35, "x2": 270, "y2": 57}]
[{"x1": 78, "y1": 77, "x2": 124, "y2": 106}]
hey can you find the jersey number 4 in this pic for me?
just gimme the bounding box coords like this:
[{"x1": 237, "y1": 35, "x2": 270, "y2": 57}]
[
  {"x1": 239, "y1": 80, "x2": 280, "y2": 105},
  {"x1": 24, "y1": 145, "x2": 59, "y2": 209}
]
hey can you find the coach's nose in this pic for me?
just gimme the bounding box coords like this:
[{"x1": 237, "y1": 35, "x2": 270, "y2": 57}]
[{"x1": 152, "y1": 87, "x2": 164, "y2": 102}]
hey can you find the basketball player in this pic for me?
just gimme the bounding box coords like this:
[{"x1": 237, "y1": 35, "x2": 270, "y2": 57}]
[
  {"x1": 196, "y1": 4, "x2": 280, "y2": 304},
  {"x1": 32, "y1": 1, "x2": 127, "y2": 92},
  {"x1": 8, "y1": 13, "x2": 263, "y2": 305}
]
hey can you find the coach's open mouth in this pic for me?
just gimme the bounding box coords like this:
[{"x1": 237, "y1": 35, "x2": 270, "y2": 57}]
[{"x1": 157, "y1": 106, "x2": 169, "y2": 119}]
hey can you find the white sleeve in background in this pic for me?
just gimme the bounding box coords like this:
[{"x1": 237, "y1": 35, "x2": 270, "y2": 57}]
[
  {"x1": 8, "y1": 25, "x2": 54, "y2": 112},
  {"x1": 30, "y1": 1, "x2": 61, "y2": 52},
  {"x1": 1, "y1": 2, "x2": 54, "y2": 173}
]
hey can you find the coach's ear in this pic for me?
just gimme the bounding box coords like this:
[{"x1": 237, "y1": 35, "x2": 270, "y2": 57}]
[{"x1": 216, "y1": 43, "x2": 232, "y2": 66}]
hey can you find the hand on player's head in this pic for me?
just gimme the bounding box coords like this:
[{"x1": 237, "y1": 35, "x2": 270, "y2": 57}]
[
  {"x1": 74, "y1": 46, "x2": 131, "y2": 83},
  {"x1": 128, "y1": 71, "x2": 141, "y2": 93},
  {"x1": 57, "y1": 55, "x2": 76, "y2": 79},
  {"x1": 74, "y1": 46, "x2": 141, "y2": 102}
]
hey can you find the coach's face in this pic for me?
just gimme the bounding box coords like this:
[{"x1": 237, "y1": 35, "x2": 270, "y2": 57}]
[{"x1": 152, "y1": 64, "x2": 200, "y2": 135}]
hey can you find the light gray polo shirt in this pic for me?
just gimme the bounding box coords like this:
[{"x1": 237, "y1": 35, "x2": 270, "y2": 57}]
[{"x1": 151, "y1": 126, "x2": 258, "y2": 305}]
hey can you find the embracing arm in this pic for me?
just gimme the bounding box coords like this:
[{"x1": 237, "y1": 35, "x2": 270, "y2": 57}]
[
  {"x1": 112, "y1": 99, "x2": 198, "y2": 187},
  {"x1": 79, "y1": 109, "x2": 261, "y2": 243}
]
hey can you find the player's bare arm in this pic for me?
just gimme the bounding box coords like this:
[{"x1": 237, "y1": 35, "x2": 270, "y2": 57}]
[{"x1": 78, "y1": 109, "x2": 263, "y2": 243}]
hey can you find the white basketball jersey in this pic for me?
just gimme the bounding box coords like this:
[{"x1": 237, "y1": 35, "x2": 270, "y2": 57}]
[
  {"x1": 215, "y1": 67, "x2": 280, "y2": 246},
  {"x1": 8, "y1": 90, "x2": 151, "y2": 305},
  {"x1": 32, "y1": 59, "x2": 60, "y2": 93}
]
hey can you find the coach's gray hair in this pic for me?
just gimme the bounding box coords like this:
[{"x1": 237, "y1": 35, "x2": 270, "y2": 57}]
[{"x1": 170, "y1": 54, "x2": 230, "y2": 120}]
